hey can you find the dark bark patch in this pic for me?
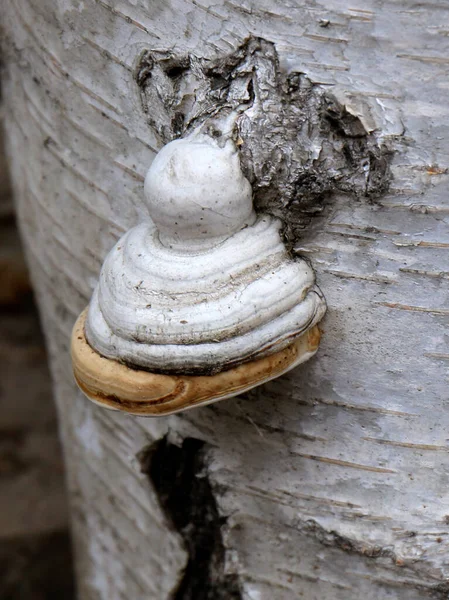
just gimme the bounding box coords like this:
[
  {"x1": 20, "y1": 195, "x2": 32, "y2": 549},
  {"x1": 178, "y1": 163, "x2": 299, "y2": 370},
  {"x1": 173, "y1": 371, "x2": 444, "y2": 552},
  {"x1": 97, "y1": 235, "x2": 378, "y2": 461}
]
[
  {"x1": 139, "y1": 436, "x2": 242, "y2": 600},
  {"x1": 135, "y1": 37, "x2": 395, "y2": 247}
]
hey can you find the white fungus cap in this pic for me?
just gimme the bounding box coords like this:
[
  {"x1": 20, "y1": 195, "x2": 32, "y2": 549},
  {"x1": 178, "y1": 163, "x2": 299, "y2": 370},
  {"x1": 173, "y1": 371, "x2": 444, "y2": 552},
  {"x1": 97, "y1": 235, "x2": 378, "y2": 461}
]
[
  {"x1": 85, "y1": 136, "x2": 326, "y2": 375},
  {"x1": 144, "y1": 137, "x2": 256, "y2": 251}
]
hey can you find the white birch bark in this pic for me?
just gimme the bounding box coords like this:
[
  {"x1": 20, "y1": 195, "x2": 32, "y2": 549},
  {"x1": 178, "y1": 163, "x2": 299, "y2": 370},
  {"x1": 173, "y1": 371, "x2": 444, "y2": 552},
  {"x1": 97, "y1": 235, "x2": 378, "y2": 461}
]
[{"x1": 2, "y1": 0, "x2": 449, "y2": 598}]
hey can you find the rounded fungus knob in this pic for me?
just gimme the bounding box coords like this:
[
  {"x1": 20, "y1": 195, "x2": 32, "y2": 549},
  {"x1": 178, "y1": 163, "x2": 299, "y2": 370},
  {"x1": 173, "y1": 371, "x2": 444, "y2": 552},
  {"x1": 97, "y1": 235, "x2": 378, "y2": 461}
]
[
  {"x1": 144, "y1": 138, "x2": 255, "y2": 251},
  {"x1": 71, "y1": 136, "x2": 326, "y2": 416}
]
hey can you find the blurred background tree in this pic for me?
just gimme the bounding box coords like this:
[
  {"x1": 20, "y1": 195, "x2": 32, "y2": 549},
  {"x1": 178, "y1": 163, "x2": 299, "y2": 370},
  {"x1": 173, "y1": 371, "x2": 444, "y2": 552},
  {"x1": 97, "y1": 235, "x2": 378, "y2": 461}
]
[{"x1": 0, "y1": 122, "x2": 74, "y2": 598}]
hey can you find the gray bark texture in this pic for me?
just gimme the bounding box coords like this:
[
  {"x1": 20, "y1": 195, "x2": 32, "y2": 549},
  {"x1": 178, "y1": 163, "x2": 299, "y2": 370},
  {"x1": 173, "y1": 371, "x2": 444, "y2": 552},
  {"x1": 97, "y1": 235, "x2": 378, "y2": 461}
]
[{"x1": 1, "y1": 0, "x2": 449, "y2": 598}]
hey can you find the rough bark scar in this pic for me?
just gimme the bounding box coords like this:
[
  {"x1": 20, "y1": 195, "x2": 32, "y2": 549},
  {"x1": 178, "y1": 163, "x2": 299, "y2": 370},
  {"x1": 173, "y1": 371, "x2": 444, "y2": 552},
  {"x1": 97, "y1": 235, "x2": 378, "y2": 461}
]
[
  {"x1": 135, "y1": 36, "x2": 394, "y2": 246},
  {"x1": 299, "y1": 519, "x2": 449, "y2": 599},
  {"x1": 139, "y1": 437, "x2": 242, "y2": 600}
]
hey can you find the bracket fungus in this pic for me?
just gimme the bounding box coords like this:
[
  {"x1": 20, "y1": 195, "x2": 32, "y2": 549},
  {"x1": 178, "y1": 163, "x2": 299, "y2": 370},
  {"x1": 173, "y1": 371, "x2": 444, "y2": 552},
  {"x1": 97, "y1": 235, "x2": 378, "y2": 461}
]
[{"x1": 71, "y1": 136, "x2": 326, "y2": 416}]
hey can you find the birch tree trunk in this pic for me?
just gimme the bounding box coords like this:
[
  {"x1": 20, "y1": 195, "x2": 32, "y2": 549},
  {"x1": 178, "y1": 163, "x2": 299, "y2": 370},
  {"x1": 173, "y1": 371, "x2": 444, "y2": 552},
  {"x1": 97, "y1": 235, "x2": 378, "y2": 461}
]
[{"x1": 2, "y1": 1, "x2": 449, "y2": 598}]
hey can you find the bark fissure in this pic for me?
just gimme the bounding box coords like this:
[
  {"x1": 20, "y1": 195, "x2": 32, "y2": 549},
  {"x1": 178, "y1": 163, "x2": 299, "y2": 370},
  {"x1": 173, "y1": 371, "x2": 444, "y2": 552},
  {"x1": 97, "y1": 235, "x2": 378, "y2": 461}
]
[
  {"x1": 135, "y1": 37, "x2": 394, "y2": 245},
  {"x1": 139, "y1": 436, "x2": 242, "y2": 600}
]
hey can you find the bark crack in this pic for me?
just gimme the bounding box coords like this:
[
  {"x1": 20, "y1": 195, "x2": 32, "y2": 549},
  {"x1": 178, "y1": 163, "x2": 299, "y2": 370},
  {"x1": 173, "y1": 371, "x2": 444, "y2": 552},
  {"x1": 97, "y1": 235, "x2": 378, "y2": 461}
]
[{"x1": 139, "y1": 436, "x2": 242, "y2": 600}]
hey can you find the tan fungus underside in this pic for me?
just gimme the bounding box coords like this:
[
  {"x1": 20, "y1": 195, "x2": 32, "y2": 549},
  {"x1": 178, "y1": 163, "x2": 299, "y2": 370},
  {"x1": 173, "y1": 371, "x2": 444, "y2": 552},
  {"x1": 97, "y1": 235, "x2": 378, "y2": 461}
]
[{"x1": 71, "y1": 309, "x2": 321, "y2": 416}]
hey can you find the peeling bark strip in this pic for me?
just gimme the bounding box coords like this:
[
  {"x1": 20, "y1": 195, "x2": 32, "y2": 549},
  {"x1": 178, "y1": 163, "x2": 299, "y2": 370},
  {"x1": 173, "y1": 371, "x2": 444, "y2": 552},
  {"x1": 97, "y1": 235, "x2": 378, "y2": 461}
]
[
  {"x1": 135, "y1": 37, "x2": 394, "y2": 243},
  {"x1": 139, "y1": 437, "x2": 242, "y2": 600}
]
